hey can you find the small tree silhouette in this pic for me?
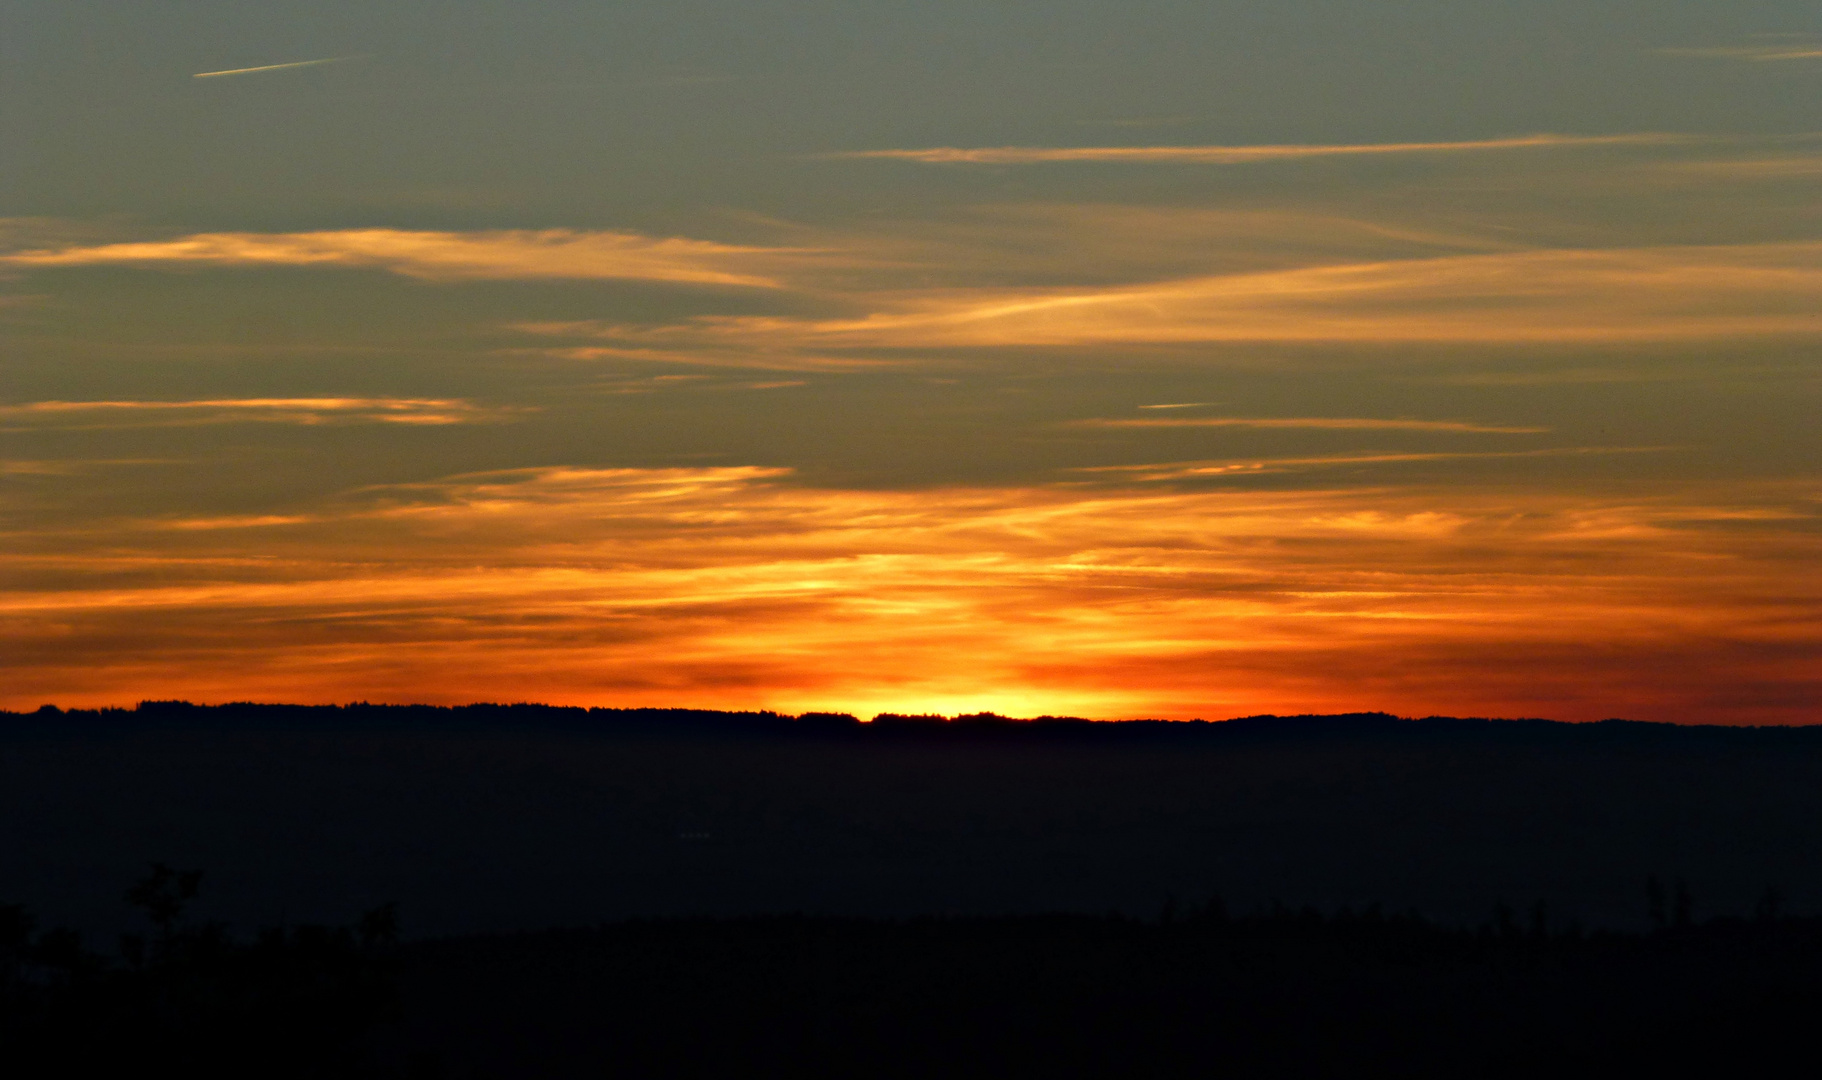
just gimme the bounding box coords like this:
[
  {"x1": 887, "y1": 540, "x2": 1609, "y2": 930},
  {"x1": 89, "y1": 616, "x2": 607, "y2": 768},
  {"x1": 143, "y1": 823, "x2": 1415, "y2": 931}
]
[
  {"x1": 125, "y1": 863, "x2": 203, "y2": 935},
  {"x1": 1754, "y1": 886, "x2": 1783, "y2": 924},
  {"x1": 1672, "y1": 880, "x2": 1693, "y2": 928},
  {"x1": 4, "y1": 866, "x2": 401, "y2": 1077},
  {"x1": 1529, "y1": 900, "x2": 1549, "y2": 940}
]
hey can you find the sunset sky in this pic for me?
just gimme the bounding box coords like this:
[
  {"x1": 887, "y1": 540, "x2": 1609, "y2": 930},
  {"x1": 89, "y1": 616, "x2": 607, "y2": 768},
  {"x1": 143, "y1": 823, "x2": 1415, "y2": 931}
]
[{"x1": 4, "y1": 2, "x2": 1819, "y2": 722}]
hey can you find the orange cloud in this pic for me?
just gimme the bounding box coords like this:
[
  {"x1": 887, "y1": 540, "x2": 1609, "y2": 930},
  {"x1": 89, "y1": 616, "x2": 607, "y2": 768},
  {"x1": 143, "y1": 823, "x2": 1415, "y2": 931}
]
[
  {"x1": 0, "y1": 397, "x2": 519, "y2": 428},
  {"x1": 1657, "y1": 43, "x2": 1822, "y2": 62},
  {"x1": 518, "y1": 241, "x2": 1822, "y2": 365},
  {"x1": 3, "y1": 467, "x2": 1816, "y2": 724},
  {"x1": 831, "y1": 134, "x2": 1686, "y2": 165},
  {"x1": 1072, "y1": 447, "x2": 1669, "y2": 481},
  {"x1": 1073, "y1": 418, "x2": 1547, "y2": 434},
  {"x1": 1660, "y1": 155, "x2": 1822, "y2": 180},
  {"x1": 0, "y1": 229, "x2": 796, "y2": 288}
]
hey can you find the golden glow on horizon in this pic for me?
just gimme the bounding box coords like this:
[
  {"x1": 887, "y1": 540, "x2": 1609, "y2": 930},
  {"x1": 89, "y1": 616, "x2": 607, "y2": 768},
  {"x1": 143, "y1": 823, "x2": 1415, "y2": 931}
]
[{"x1": 3, "y1": 467, "x2": 1817, "y2": 723}]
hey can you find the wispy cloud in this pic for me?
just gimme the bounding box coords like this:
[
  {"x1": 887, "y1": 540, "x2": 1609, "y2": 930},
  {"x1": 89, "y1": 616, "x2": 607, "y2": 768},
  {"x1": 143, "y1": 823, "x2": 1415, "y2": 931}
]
[
  {"x1": 1073, "y1": 417, "x2": 1545, "y2": 433},
  {"x1": 155, "y1": 515, "x2": 315, "y2": 531},
  {"x1": 589, "y1": 373, "x2": 809, "y2": 395},
  {"x1": 0, "y1": 397, "x2": 519, "y2": 428},
  {"x1": 193, "y1": 56, "x2": 360, "y2": 79},
  {"x1": 830, "y1": 133, "x2": 1687, "y2": 165},
  {"x1": 0, "y1": 458, "x2": 183, "y2": 476},
  {"x1": 1, "y1": 229, "x2": 798, "y2": 288},
  {"x1": 1662, "y1": 154, "x2": 1822, "y2": 179},
  {"x1": 1073, "y1": 447, "x2": 1672, "y2": 481},
  {"x1": 509, "y1": 336, "x2": 894, "y2": 373},
  {"x1": 1657, "y1": 41, "x2": 1822, "y2": 62},
  {"x1": 523, "y1": 242, "x2": 1822, "y2": 364}
]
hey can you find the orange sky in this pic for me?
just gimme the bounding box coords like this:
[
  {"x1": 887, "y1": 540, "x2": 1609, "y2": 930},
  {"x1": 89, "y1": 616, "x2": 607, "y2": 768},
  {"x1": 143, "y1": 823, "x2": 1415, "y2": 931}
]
[
  {"x1": 4, "y1": 10, "x2": 1820, "y2": 722},
  {"x1": 6, "y1": 464, "x2": 1818, "y2": 722}
]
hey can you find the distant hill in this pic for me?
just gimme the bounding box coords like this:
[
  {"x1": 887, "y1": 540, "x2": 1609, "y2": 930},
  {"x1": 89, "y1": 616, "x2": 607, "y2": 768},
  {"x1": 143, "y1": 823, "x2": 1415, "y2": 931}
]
[{"x1": 10, "y1": 699, "x2": 1819, "y2": 744}]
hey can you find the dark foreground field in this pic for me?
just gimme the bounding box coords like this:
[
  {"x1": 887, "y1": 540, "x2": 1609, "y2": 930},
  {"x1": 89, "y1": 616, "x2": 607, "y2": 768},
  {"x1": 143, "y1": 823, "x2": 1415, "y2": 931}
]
[
  {"x1": 5, "y1": 703, "x2": 1822, "y2": 1075},
  {"x1": 5, "y1": 702, "x2": 1822, "y2": 934},
  {"x1": 7, "y1": 891, "x2": 1821, "y2": 1078}
]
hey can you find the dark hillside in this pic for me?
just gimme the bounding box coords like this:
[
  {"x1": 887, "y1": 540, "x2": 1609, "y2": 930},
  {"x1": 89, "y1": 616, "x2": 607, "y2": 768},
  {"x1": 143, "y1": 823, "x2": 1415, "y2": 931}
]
[{"x1": 4, "y1": 703, "x2": 1821, "y2": 935}]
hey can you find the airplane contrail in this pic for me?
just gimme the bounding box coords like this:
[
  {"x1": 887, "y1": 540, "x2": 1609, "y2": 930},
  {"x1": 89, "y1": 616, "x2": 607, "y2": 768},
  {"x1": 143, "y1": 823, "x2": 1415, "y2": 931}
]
[{"x1": 193, "y1": 56, "x2": 354, "y2": 79}]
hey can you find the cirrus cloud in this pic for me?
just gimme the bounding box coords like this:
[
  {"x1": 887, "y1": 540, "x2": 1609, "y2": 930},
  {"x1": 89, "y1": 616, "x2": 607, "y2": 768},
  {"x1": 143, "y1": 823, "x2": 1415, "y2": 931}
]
[
  {"x1": 0, "y1": 229, "x2": 800, "y2": 288},
  {"x1": 519, "y1": 241, "x2": 1822, "y2": 366},
  {"x1": 830, "y1": 133, "x2": 1687, "y2": 166},
  {"x1": 1070, "y1": 417, "x2": 1547, "y2": 434},
  {"x1": 0, "y1": 397, "x2": 522, "y2": 428}
]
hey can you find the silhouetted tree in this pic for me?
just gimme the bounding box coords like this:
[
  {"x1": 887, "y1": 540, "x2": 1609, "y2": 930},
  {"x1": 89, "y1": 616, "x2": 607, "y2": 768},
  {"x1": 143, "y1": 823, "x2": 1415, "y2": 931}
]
[
  {"x1": 1, "y1": 866, "x2": 398, "y2": 1079},
  {"x1": 1755, "y1": 886, "x2": 1783, "y2": 924}
]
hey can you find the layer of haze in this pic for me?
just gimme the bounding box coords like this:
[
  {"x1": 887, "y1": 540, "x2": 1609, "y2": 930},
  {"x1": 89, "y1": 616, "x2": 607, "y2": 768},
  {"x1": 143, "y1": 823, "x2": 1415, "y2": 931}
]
[{"x1": 4, "y1": 1, "x2": 1819, "y2": 722}]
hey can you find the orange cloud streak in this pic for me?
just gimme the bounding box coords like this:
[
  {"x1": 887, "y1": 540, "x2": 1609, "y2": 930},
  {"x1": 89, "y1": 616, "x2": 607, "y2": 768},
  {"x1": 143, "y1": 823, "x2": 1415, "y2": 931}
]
[
  {"x1": 1073, "y1": 418, "x2": 1547, "y2": 433},
  {"x1": 1657, "y1": 44, "x2": 1822, "y2": 62},
  {"x1": 3, "y1": 468, "x2": 1816, "y2": 724},
  {"x1": 0, "y1": 229, "x2": 795, "y2": 287},
  {"x1": 832, "y1": 134, "x2": 1686, "y2": 164},
  {"x1": 521, "y1": 242, "x2": 1822, "y2": 367},
  {"x1": 0, "y1": 397, "x2": 518, "y2": 427}
]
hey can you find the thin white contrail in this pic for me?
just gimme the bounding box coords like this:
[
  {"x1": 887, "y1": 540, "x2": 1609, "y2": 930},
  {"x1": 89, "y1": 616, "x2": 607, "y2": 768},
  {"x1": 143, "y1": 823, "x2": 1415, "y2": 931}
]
[{"x1": 193, "y1": 57, "x2": 352, "y2": 79}]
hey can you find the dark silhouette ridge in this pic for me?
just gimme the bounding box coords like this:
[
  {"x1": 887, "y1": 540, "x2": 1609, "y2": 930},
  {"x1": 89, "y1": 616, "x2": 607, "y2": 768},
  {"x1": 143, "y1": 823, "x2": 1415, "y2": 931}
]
[{"x1": 7, "y1": 700, "x2": 1818, "y2": 743}]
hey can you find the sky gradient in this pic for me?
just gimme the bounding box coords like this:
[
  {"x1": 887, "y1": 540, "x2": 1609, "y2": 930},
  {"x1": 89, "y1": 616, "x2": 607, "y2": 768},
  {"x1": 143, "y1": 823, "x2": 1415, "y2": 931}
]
[{"x1": 4, "y1": 2, "x2": 1819, "y2": 721}]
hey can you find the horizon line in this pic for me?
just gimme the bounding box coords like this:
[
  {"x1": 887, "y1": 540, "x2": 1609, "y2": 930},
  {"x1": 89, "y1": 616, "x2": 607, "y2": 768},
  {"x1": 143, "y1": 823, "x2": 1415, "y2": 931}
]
[{"x1": 2, "y1": 699, "x2": 1738, "y2": 728}]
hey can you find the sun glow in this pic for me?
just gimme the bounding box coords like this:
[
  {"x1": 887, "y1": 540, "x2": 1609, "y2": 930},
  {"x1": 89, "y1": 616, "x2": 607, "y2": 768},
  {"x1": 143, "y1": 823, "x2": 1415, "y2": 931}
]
[{"x1": 4, "y1": 467, "x2": 1816, "y2": 723}]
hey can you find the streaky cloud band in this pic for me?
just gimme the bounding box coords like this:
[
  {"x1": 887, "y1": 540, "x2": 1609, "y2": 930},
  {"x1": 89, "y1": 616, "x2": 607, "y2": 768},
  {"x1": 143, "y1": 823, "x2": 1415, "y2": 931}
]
[
  {"x1": 193, "y1": 57, "x2": 358, "y2": 79},
  {"x1": 0, "y1": 397, "x2": 521, "y2": 428},
  {"x1": 1071, "y1": 417, "x2": 1547, "y2": 434},
  {"x1": 0, "y1": 229, "x2": 794, "y2": 288},
  {"x1": 1656, "y1": 45, "x2": 1822, "y2": 62},
  {"x1": 828, "y1": 133, "x2": 1689, "y2": 165}
]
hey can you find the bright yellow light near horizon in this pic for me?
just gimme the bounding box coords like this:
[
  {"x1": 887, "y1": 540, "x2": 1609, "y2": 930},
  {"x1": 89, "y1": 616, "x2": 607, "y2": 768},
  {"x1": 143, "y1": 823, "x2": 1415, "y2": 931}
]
[{"x1": 3, "y1": 467, "x2": 1817, "y2": 724}]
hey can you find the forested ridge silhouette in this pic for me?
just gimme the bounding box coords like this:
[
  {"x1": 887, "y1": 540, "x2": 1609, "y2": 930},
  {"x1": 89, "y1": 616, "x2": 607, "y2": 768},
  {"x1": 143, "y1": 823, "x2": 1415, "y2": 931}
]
[{"x1": 12, "y1": 699, "x2": 1822, "y2": 746}]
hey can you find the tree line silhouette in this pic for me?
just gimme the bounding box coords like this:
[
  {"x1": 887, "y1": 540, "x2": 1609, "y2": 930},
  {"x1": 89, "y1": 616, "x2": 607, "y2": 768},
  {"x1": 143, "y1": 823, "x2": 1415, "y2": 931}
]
[
  {"x1": 3, "y1": 865, "x2": 397, "y2": 1077},
  {"x1": 15, "y1": 700, "x2": 1822, "y2": 748}
]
